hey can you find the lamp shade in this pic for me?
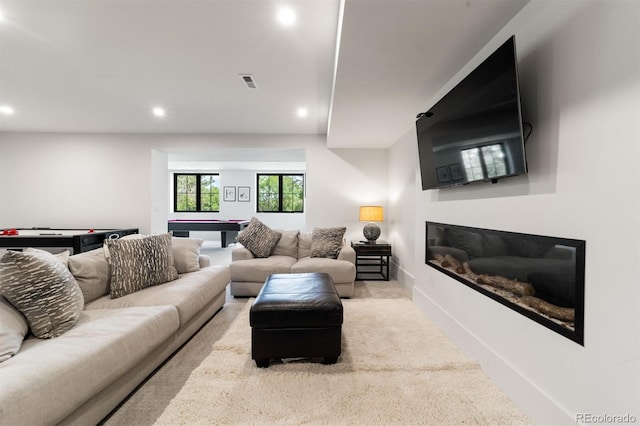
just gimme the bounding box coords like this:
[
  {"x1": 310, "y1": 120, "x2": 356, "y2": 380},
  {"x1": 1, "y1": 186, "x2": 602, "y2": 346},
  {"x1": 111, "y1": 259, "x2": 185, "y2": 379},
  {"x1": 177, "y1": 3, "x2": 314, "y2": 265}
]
[{"x1": 359, "y1": 206, "x2": 384, "y2": 222}]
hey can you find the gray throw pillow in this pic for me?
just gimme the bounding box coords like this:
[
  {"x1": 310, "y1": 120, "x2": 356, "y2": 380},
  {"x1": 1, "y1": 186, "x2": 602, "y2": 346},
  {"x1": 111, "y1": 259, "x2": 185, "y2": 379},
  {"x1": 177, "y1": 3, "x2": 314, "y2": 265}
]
[
  {"x1": 0, "y1": 295, "x2": 28, "y2": 362},
  {"x1": 105, "y1": 233, "x2": 179, "y2": 299},
  {"x1": 68, "y1": 247, "x2": 110, "y2": 303},
  {"x1": 171, "y1": 237, "x2": 203, "y2": 274},
  {"x1": 0, "y1": 249, "x2": 84, "y2": 339},
  {"x1": 311, "y1": 227, "x2": 346, "y2": 259},
  {"x1": 237, "y1": 217, "x2": 282, "y2": 258},
  {"x1": 271, "y1": 230, "x2": 299, "y2": 258}
]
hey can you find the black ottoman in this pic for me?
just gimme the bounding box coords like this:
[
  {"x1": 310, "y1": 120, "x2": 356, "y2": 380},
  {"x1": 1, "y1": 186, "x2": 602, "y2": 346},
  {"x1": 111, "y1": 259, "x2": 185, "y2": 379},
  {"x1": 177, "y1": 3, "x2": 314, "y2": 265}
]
[{"x1": 250, "y1": 273, "x2": 343, "y2": 368}]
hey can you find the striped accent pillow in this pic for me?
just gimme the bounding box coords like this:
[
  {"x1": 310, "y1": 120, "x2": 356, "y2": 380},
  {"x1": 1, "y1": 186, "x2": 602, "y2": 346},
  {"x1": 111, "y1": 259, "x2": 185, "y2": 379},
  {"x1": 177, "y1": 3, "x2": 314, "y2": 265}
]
[
  {"x1": 0, "y1": 249, "x2": 84, "y2": 339},
  {"x1": 105, "y1": 233, "x2": 179, "y2": 299},
  {"x1": 237, "y1": 217, "x2": 282, "y2": 258}
]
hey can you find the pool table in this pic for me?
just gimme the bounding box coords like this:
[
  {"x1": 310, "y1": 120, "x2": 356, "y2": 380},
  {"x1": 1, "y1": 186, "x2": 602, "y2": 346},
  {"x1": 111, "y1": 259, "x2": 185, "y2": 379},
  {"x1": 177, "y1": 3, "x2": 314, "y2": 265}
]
[
  {"x1": 167, "y1": 219, "x2": 250, "y2": 248},
  {"x1": 0, "y1": 228, "x2": 139, "y2": 254}
]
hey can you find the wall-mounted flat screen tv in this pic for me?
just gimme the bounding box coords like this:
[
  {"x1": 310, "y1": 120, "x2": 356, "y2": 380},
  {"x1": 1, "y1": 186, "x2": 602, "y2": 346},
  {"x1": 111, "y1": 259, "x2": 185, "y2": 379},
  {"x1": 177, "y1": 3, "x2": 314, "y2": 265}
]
[{"x1": 416, "y1": 36, "x2": 527, "y2": 190}]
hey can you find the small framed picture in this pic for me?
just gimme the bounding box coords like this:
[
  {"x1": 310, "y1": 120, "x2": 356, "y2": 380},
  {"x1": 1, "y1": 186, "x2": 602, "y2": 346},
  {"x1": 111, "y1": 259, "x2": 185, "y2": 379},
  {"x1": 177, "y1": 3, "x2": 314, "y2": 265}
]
[
  {"x1": 238, "y1": 186, "x2": 250, "y2": 202},
  {"x1": 223, "y1": 186, "x2": 236, "y2": 202}
]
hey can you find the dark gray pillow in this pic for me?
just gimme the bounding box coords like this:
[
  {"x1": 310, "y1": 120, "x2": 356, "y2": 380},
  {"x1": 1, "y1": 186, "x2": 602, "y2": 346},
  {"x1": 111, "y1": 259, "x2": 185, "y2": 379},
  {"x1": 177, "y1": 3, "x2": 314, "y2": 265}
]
[
  {"x1": 0, "y1": 249, "x2": 84, "y2": 339},
  {"x1": 311, "y1": 227, "x2": 346, "y2": 259},
  {"x1": 444, "y1": 228, "x2": 483, "y2": 259},
  {"x1": 105, "y1": 233, "x2": 179, "y2": 299},
  {"x1": 482, "y1": 234, "x2": 508, "y2": 258},
  {"x1": 237, "y1": 217, "x2": 282, "y2": 258},
  {"x1": 504, "y1": 237, "x2": 554, "y2": 258}
]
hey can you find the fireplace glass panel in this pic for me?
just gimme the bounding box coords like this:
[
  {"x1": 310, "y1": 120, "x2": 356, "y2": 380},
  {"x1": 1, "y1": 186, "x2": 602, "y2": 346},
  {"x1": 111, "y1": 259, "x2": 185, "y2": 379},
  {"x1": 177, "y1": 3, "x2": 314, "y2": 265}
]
[{"x1": 426, "y1": 222, "x2": 585, "y2": 345}]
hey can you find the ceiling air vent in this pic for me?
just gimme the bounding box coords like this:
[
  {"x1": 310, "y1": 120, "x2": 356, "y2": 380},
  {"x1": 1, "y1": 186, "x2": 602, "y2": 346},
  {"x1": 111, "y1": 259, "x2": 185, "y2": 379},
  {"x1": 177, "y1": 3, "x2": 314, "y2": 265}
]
[{"x1": 240, "y1": 74, "x2": 257, "y2": 89}]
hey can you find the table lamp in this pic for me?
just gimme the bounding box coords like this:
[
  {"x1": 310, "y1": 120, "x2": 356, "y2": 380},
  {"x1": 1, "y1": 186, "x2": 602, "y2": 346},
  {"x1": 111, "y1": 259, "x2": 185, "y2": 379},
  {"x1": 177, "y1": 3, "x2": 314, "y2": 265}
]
[{"x1": 359, "y1": 206, "x2": 384, "y2": 243}]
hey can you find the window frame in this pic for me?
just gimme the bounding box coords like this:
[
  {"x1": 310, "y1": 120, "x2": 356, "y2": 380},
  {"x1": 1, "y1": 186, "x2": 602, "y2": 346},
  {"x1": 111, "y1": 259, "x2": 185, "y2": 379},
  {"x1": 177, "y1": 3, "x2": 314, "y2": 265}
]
[
  {"x1": 256, "y1": 173, "x2": 305, "y2": 213},
  {"x1": 173, "y1": 173, "x2": 220, "y2": 213}
]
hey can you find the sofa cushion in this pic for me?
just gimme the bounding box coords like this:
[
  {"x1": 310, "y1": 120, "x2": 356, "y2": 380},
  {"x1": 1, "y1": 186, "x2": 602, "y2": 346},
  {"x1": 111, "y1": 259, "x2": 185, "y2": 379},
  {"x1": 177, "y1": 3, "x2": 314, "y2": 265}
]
[
  {"x1": 68, "y1": 247, "x2": 110, "y2": 304},
  {"x1": 230, "y1": 256, "x2": 297, "y2": 284},
  {"x1": 0, "y1": 306, "x2": 179, "y2": 426},
  {"x1": 0, "y1": 296, "x2": 28, "y2": 363},
  {"x1": 171, "y1": 237, "x2": 203, "y2": 273},
  {"x1": 311, "y1": 227, "x2": 346, "y2": 259},
  {"x1": 0, "y1": 249, "x2": 84, "y2": 339},
  {"x1": 105, "y1": 233, "x2": 179, "y2": 299},
  {"x1": 85, "y1": 266, "x2": 230, "y2": 326},
  {"x1": 291, "y1": 257, "x2": 356, "y2": 284},
  {"x1": 271, "y1": 230, "x2": 299, "y2": 258},
  {"x1": 237, "y1": 217, "x2": 282, "y2": 258}
]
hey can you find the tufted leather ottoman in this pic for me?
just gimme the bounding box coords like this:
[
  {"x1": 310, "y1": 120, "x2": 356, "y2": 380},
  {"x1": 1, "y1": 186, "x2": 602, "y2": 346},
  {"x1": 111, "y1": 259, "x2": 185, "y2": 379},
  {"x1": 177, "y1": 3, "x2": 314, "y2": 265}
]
[{"x1": 250, "y1": 273, "x2": 343, "y2": 368}]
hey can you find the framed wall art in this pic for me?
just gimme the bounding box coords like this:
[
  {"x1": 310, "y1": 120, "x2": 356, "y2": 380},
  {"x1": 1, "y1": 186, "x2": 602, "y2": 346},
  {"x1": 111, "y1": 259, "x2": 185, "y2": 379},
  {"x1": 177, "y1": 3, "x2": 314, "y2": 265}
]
[
  {"x1": 223, "y1": 186, "x2": 236, "y2": 202},
  {"x1": 238, "y1": 186, "x2": 250, "y2": 202}
]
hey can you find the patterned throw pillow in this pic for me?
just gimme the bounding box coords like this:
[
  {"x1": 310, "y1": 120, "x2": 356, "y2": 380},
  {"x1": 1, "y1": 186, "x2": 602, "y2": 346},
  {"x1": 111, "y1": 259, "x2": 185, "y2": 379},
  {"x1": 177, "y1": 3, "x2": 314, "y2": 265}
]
[
  {"x1": 311, "y1": 227, "x2": 347, "y2": 259},
  {"x1": 105, "y1": 233, "x2": 179, "y2": 299},
  {"x1": 237, "y1": 217, "x2": 282, "y2": 258},
  {"x1": 0, "y1": 249, "x2": 84, "y2": 339}
]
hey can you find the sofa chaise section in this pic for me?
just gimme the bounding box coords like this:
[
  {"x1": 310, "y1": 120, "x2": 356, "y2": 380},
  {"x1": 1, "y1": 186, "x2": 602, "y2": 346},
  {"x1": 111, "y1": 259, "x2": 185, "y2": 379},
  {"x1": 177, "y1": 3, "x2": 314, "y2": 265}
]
[
  {"x1": 0, "y1": 235, "x2": 231, "y2": 426},
  {"x1": 0, "y1": 306, "x2": 179, "y2": 426}
]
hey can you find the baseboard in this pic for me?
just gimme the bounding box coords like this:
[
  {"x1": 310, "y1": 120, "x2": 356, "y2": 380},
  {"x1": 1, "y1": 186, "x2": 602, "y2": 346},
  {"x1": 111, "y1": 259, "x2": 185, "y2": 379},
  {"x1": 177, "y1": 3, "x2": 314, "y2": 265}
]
[
  {"x1": 412, "y1": 286, "x2": 574, "y2": 425},
  {"x1": 390, "y1": 259, "x2": 414, "y2": 293}
]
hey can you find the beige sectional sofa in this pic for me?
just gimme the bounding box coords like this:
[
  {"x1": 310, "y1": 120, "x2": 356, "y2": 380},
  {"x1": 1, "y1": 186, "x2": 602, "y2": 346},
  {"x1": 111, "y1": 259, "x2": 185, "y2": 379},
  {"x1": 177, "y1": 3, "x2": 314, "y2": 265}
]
[
  {"x1": 230, "y1": 230, "x2": 357, "y2": 298},
  {"x1": 0, "y1": 235, "x2": 229, "y2": 426}
]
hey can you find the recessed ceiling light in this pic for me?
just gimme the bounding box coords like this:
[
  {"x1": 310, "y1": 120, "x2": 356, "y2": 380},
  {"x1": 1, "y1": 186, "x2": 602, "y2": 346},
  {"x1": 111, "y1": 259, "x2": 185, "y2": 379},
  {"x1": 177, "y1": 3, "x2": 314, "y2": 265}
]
[
  {"x1": 152, "y1": 107, "x2": 166, "y2": 117},
  {"x1": 297, "y1": 107, "x2": 308, "y2": 118},
  {"x1": 0, "y1": 106, "x2": 15, "y2": 115},
  {"x1": 277, "y1": 7, "x2": 296, "y2": 26}
]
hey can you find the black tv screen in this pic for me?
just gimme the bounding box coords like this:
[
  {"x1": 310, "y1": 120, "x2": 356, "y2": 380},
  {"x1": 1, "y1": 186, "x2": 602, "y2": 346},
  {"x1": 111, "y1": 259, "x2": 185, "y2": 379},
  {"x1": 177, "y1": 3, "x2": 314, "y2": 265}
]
[{"x1": 416, "y1": 36, "x2": 527, "y2": 190}]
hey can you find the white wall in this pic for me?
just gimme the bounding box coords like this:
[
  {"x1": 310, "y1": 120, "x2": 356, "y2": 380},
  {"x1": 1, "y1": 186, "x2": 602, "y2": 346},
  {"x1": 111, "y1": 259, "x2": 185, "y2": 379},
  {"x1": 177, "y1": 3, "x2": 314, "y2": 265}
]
[
  {"x1": 306, "y1": 147, "x2": 388, "y2": 243},
  {"x1": 387, "y1": 128, "x2": 417, "y2": 288},
  {"x1": 151, "y1": 149, "x2": 170, "y2": 234},
  {"x1": 0, "y1": 134, "x2": 387, "y2": 244},
  {"x1": 389, "y1": 0, "x2": 640, "y2": 423},
  {"x1": 0, "y1": 134, "x2": 152, "y2": 232}
]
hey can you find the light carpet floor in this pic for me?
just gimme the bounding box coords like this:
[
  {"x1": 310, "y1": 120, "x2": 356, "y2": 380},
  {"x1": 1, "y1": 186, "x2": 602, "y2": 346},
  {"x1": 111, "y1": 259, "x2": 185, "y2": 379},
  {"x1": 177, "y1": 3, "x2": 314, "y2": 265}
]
[{"x1": 105, "y1": 296, "x2": 531, "y2": 425}]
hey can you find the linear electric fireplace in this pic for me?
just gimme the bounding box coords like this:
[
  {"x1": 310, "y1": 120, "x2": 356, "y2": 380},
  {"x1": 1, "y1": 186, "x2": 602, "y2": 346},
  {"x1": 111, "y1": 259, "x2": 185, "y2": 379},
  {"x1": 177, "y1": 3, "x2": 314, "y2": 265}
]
[{"x1": 426, "y1": 222, "x2": 585, "y2": 345}]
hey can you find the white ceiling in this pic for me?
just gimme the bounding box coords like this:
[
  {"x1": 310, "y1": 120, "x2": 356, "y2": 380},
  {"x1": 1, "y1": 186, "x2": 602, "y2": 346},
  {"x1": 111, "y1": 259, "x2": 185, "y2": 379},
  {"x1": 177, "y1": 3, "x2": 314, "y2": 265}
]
[{"x1": 0, "y1": 0, "x2": 529, "y2": 149}]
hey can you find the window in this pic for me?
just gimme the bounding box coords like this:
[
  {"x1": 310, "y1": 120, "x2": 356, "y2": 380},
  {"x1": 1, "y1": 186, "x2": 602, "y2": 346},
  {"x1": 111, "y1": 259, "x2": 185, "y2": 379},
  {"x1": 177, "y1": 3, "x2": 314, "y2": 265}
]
[
  {"x1": 257, "y1": 174, "x2": 304, "y2": 213},
  {"x1": 461, "y1": 144, "x2": 507, "y2": 181},
  {"x1": 174, "y1": 173, "x2": 220, "y2": 212}
]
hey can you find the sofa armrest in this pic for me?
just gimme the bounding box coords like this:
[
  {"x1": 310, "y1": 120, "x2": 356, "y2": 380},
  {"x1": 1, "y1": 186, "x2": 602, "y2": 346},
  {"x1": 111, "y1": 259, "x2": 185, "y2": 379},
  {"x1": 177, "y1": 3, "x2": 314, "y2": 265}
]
[
  {"x1": 337, "y1": 245, "x2": 356, "y2": 264},
  {"x1": 199, "y1": 255, "x2": 211, "y2": 268},
  {"x1": 232, "y1": 246, "x2": 255, "y2": 262}
]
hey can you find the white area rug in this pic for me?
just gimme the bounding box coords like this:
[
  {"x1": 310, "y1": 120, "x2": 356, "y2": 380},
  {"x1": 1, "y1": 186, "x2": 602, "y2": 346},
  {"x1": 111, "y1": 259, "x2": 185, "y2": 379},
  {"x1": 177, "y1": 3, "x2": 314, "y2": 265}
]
[{"x1": 152, "y1": 298, "x2": 531, "y2": 425}]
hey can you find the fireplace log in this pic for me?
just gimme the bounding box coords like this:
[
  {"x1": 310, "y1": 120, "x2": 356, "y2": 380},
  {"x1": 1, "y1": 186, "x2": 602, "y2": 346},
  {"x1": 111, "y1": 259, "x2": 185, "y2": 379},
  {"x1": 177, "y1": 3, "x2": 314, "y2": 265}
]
[
  {"x1": 476, "y1": 274, "x2": 535, "y2": 296},
  {"x1": 462, "y1": 262, "x2": 479, "y2": 281},
  {"x1": 521, "y1": 296, "x2": 575, "y2": 322},
  {"x1": 442, "y1": 254, "x2": 466, "y2": 274},
  {"x1": 433, "y1": 253, "x2": 445, "y2": 263}
]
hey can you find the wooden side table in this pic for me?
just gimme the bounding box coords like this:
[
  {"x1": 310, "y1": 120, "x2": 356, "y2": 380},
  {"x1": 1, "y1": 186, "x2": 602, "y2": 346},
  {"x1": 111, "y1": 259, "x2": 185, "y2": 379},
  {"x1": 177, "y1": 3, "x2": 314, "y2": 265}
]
[{"x1": 351, "y1": 241, "x2": 392, "y2": 281}]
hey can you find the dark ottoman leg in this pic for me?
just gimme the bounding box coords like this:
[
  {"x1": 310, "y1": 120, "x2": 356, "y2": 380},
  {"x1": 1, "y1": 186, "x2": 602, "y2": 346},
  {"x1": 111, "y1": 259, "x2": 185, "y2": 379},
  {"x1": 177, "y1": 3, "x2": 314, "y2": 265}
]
[{"x1": 255, "y1": 359, "x2": 270, "y2": 368}]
